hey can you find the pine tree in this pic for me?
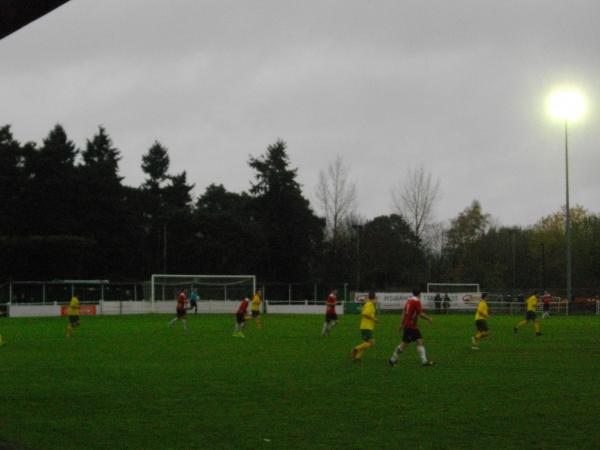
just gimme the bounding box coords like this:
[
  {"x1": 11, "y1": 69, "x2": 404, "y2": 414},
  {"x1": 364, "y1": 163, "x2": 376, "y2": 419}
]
[
  {"x1": 25, "y1": 124, "x2": 80, "y2": 235},
  {"x1": 142, "y1": 141, "x2": 170, "y2": 194},
  {"x1": 194, "y1": 184, "x2": 263, "y2": 274},
  {"x1": 79, "y1": 126, "x2": 132, "y2": 277},
  {"x1": 360, "y1": 214, "x2": 425, "y2": 289},
  {"x1": 82, "y1": 126, "x2": 122, "y2": 180},
  {"x1": 139, "y1": 142, "x2": 195, "y2": 274},
  {"x1": 248, "y1": 140, "x2": 324, "y2": 281},
  {"x1": 0, "y1": 125, "x2": 25, "y2": 235}
]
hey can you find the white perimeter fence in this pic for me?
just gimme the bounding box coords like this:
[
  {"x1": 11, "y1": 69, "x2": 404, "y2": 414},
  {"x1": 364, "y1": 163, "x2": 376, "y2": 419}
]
[
  {"x1": 0, "y1": 280, "x2": 352, "y2": 318},
  {"x1": 3, "y1": 300, "x2": 346, "y2": 318},
  {"x1": 2, "y1": 289, "x2": 600, "y2": 318},
  {"x1": 353, "y1": 292, "x2": 600, "y2": 316}
]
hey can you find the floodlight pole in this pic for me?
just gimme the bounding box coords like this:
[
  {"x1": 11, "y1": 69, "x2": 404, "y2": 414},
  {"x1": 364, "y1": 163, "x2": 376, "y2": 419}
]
[{"x1": 564, "y1": 120, "x2": 572, "y2": 303}]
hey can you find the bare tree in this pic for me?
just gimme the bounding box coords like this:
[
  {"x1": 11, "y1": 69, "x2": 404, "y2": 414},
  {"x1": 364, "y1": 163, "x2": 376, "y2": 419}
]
[
  {"x1": 315, "y1": 155, "x2": 357, "y2": 241},
  {"x1": 391, "y1": 165, "x2": 440, "y2": 242},
  {"x1": 423, "y1": 221, "x2": 448, "y2": 256}
]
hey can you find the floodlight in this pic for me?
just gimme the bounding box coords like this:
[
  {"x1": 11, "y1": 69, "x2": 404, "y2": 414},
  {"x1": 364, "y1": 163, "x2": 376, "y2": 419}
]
[{"x1": 548, "y1": 89, "x2": 585, "y2": 121}]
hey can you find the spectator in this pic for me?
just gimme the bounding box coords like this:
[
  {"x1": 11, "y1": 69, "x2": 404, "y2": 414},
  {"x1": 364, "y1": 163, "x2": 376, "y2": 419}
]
[
  {"x1": 443, "y1": 293, "x2": 451, "y2": 314},
  {"x1": 434, "y1": 293, "x2": 442, "y2": 314}
]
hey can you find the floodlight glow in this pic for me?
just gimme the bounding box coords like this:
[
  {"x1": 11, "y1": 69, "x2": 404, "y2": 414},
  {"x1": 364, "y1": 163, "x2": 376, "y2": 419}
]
[{"x1": 548, "y1": 89, "x2": 586, "y2": 120}]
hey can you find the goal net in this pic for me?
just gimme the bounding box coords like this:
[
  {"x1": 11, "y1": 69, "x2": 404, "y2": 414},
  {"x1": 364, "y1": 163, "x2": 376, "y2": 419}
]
[
  {"x1": 148, "y1": 274, "x2": 256, "y2": 311},
  {"x1": 427, "y1": 282, "x2": 480, "y2": 293}
]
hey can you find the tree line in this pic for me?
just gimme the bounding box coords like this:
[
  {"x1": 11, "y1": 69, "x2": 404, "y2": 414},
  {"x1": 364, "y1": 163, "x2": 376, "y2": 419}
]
[{"x1": 1, "y1": 124, "x2": 599, "y2": 294}]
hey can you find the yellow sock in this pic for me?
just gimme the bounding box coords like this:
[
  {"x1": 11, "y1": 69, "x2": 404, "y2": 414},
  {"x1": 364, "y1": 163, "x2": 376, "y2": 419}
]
[
  {"x1": 516, "y1": 320, "x2": 527, "y2": 329},
  {"x1": 355, "y1": 341, "x2": 373, "y2": 359},
  {"x1": 66, "y1": 325, "x2": 72, "y2": 337},
  {"x1": 534, "y1": 323, "x2": 541, "y2": 333},
  {"x1": 356, "y1": 342, "x2": 372, "y2": 352},
  {"x1": 0, "y1": 334, "x2": 3, "y2": 346}
]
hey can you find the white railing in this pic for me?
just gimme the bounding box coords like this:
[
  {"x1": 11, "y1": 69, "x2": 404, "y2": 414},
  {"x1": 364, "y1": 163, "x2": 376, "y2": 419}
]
[
  {"x1": 4, "y1": 299, "x2": 342, "y2": 317},
  {"x1": 359, "y1": 300, "x2": 571, "y2": 315},
  {"x1": 5, "y1": 299, "x2": 600, "y2": 318}
]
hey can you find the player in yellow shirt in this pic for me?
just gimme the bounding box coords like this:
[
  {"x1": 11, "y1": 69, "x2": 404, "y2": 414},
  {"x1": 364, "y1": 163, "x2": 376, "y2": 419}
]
[
  {"x1": 251, "y1": 290, "x2": 262, "y2": 329},
  {"x1": 66, "y1": 294, "x2": 81, "y2": 338},
  {"x1": 351, "y1": 291, "x2": 378, "y2": 362},
  {"x1": 471, "y1": 293, "x2": 490, "y2": 349},
  {"x1": 514, "y1": 292, "x2": 542, "y2": 336}
]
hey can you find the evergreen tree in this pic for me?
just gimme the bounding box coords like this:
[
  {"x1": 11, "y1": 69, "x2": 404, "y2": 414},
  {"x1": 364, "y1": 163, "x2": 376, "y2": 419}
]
[
  {"x1": 140, "y1": 142, "x2": 170, "y2": 272},
  {"x1": 24, "y1": 124, "x2": 80, "y2": 235},
  {"x1": 193, "y1": 184, "x2": 263, "y2": 274},
  {"x1": 139, "y1": 142, "x2": 195, "y2": 274},
  {"x1": 142, "y1": 141, "x2": 170, "y2": 194},
  {"x1": 8, "y1": 124, "x2": 95, "y2": 278},
  {"x1": 360, "y1": 214, "x2": 425, "y2": 289},
  {"x1": 163, "y1": 171, "x2": 193, "y2": 210},
  {"x1": 162, "y1": 171, "x2": 195, "y2": 273},
  {"x1": 121, "y1": 185, "x2": 152, "y2": 278},
  {"x1": 79, "y1": 127, "x2": 132, "y2": 277},
  {"x1": 0, "y1": 125, "x2": 25, "y2": 236},
  {"x1": 81, "y1": 126, "x2": 122, "y2": 180},
  {"x1": 0, "y1": 126, "x2": 27, "y2": 278},
  {"x1": 248, "y1": 140, "x2": 324, "y2": 281}
]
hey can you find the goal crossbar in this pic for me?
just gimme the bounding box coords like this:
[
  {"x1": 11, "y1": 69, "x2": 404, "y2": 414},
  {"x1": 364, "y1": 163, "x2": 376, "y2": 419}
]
[{"x1": 150, "y1": 274, "x2": 256, "y2": 312}]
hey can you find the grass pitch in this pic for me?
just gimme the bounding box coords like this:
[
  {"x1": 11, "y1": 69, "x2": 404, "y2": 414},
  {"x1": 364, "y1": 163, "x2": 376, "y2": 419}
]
[{"x1": 1, "y1": 313, "x2": 600, "y2": 449}]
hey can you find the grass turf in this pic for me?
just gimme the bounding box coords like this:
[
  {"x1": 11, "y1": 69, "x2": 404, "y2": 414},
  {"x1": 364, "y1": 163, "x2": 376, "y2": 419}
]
[{"x1": 1, "y1": 313, "x2": 600, "y2": 449}]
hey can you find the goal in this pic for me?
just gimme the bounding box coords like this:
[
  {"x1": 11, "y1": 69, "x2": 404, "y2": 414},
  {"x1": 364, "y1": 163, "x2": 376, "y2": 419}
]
[
  {"x1": 427, "y1": 282, "x2": 480, "y2": 293},
  {"x1": 148, "y1": 274, "x2": 256, "y2": 312}
]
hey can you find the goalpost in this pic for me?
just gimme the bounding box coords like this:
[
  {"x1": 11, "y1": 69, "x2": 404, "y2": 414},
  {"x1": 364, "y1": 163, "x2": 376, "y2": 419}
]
[{"x1": 149, "y1": 274, "x2": 256, "y2": 312}]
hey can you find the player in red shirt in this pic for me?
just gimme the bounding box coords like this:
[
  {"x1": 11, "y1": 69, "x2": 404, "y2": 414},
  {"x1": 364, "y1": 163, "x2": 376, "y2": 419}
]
[
  {"x1": 233, "y1": 297, "x2": 250, "y2": 337},
  {"x1": 321, "y1": 289, "x2": 338, "y2": 336},
  {"x1": 168, "y1": 289, "x2": 189, "y2": 334},
  {"x1": 388, "y1": 288, "x2": 434, "y2": 367},
  {"x1": 542, "y1": 290, "x2": 552, "y2": 319}
]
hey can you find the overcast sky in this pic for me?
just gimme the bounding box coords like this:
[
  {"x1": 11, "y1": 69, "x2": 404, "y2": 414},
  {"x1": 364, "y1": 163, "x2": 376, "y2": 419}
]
[{"x1": 1, "y1": 0, "x2": 599, "y2": 226}]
